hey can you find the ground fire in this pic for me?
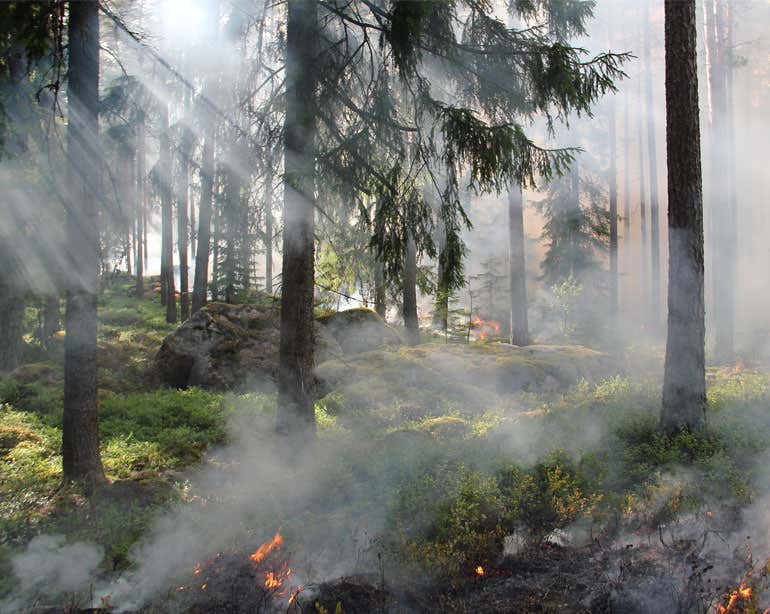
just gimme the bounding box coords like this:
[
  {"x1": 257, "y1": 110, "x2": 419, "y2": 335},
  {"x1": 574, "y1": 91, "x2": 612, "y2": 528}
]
[{"x1": 471, "y1": 317, "x2": 500, "y2": 340}]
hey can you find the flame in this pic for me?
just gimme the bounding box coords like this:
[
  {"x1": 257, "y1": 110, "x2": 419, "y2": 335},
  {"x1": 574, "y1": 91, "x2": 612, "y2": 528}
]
[
  {"x1": 472, "y1": 317, "x2": 500, "y2": 340},
  {"x1": 249, "y1": 532, "x2": 284, "y2": 565},
  {"x1": 288, "y1": 586, "x2": 303, "y2": 604},
  {"x1": 715, "y1": 583, "x2": 753, "y2": 613},
  {"x1": 264, "y1": 571, "x2": 281, "y2": 589},
  {"x1": 475, "y1": 565, "x2": 485, "y2": 576}
]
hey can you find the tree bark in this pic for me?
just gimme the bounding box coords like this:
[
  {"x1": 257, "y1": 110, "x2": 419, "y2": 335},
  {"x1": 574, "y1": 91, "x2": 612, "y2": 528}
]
[
  {"x1": 568, "y1": 161, "x2": 580, "y2": 278},
  {"x1": 645, "y1": 6, "x2": 662, "y2": 330},
  {"x1": 403, "y1": 234, "x2": 419, "y2": 346},
  {"x1": 622, "y1": 88, "x2": 631, "y2": 299},
  {"x1": 62, "y1": 0, "x2": 105, "y2": 489},
  {"x1": 608, "y1": 100, "x2": 619, "y2": 318},
  {"x1": 42, "y1": 294, "x2": 60, "y2": 347},
  {"x1": 708, "y1": 0, "x2": 735, "y2": 363},
  {"x1": 661, "y1": 0, "x2": 706, "y2": 433},
  {"x1": 223, "y1": 166, "x2": 240, "y2": 304},
  {"x1": 134, "y1": 118, "x2": 145, "y2": 297},
  {"x1": 276, "y1": 0, "x2": 319, "y2": 443},
  {"x1": 434, "y1": 220, "x2": 449, "y2": 334},
  {"x1": 636, "y1": 46, "x2": 649, "y2": 313},
  {"x1": 508, "y1": 185, "x2": 529, "y2": 345},
  {"x1": 177, "y1": 86, "x2": 192, "y2": 321},
  {"x1": 192, "y1": 126, "x2": 215, "y2": 313},
  {"x1": 264, "y1": 159, "x2": 274, "y2": 293},
  {"x1": 159, "y1": 99, "x2": 177, "y2": 323},
  {"x1": 0, "y1": 243, "x2": 24, "y2": 370}
]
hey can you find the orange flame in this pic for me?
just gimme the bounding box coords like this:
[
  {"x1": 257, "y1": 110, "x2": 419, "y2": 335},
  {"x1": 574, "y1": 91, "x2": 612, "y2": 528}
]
[
  {"x1": 475, "y1": 566, "x2": 485, "y2": 577},
  {"x1": 715, "y1": 583, "x2": 752, "y2": 613},
  {"x1": 249, "y1": 532, "x2": 284, "y2": 565},
  {"x1": 472, "y1": 317, "x2": 500, "y2": 340}
]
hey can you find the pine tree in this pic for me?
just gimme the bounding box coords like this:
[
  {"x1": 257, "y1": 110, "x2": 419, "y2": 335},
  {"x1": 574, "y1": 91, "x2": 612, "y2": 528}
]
[
  {"x1": 62, "y1": 0, "x2": 105, "y2": 489},
  {"x1": 661, "y1": 0, "x2": 706, "y2": 433},
  {"x1": 508, "y1": 185, "x2": 529, "y2": 345},
  {"x1": 276, "y1": 0, "x2": 319, "y2": 443}
]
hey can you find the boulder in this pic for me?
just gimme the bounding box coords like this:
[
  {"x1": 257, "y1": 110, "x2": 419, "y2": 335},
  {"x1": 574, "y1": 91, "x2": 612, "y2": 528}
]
[
  {"x1": 315, "y1": 308, "x2": 402, "y2": 355},
  {"x1": 155, "y1": 302, "x2": 401, "y2": 390}
]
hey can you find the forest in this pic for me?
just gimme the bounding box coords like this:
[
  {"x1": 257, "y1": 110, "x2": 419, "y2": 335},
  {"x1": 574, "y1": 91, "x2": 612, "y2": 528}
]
[{"x1": 1, "y1": 0, "x2": 769, "y2": 612}]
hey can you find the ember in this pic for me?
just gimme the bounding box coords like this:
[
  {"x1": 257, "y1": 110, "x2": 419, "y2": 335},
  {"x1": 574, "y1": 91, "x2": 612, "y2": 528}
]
[{"x1": 475, "y1": 565, "x2": 485, "y2": 577}]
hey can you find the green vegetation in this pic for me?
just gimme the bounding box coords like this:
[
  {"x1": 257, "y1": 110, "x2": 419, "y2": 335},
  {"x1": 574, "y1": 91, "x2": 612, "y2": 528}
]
[{"x1": 1, "y1": 279, "x2": 769, "y2": 599}]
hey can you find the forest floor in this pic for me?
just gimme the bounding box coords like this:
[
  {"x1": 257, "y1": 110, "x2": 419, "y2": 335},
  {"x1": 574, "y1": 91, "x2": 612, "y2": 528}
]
[{"x1": 1, "y1": 276, "x2": 769, "y2": 612}]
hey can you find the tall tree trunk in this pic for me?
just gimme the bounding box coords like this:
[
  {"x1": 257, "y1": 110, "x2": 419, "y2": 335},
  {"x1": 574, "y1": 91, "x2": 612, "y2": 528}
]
[
  {"x1": 708, "y1": 0, "x2": 735, "y2": 363},
  {"x1": 434, "y1": 220, "x2": 449, "y2": 334},
  {"x1": 373, "y1": 196, "x2": 386, "y2": 317},
  {"x1": 135, "y1": 119, "x2": 145, "y2": 297},
  {"x1": 403, "y1": 234, "x2": 419, "y2": 346},
  {"x1": 637, "y1": 53, "x2": 649, "y2": 313},
  {"x1": 508, "y1": 185, "x2": 529, "y2": 345},
  {"x1": 177, "y1": 88, "x2": 192, "y2": 321},
  {"x1": 374, "y1": 259, "x2": 386, "y2": 318},
  {"x1": 264, "y1": 160, "x2": 274, "y2": 293},
  {"x1": 159, "y1": 100, "x2": 177, "y2": 323},
  {"x1": 192, "y1": 125, "x2": 215, "y2": 313},
  {"x1": 568, "y1": 161, "x2": 580, "y2": 278},
  {"x1": 608, "y1": 100, "x2": 619, "y2": 318},
  {"x1": 622, "y1": 89, "x2": 631, "y2": 296},
  {"x1": 661, "y1": 0, "x2": 706, "y2": 433},
  {"x1": 276, "y1": 0, "x2": 319, "y2": 442},
  {"x1": 223, "y1": 166, "x2": 240, "y2": 304},
  {"x1": 42, "y1": 294, "x2": 60, "y2": 347},
  {"x1": 645, "y1": 6, "x2": 662, "y2": 330},
  {"x1": 0, "y1": 243, "x2": 24, "y2": 370},
  {"x1": 62, "y1": 0, "x2": 105, "y2": 488},
  {"x1": 211, "y1": 184, "x2": 221, "y2": 302}
]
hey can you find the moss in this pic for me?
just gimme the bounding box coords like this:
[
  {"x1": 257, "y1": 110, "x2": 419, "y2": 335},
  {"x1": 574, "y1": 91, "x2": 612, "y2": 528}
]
[
  {"x1": 0, "y1": 422, "x2": 42, "y2": 455},
  {"x1": 417, "y1": 416, "x2": 471, "y2": 438}
]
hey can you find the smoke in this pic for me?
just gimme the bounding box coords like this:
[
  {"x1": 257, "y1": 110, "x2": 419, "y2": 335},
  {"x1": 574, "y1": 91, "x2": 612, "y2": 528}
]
[{"x1": 0, "y1": 535, "x2": 103, "y2": 613}]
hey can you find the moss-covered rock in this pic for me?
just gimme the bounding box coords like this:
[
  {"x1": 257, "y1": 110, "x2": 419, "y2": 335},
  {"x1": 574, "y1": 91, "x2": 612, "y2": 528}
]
[
  {"x1": 155, "y1": 302, "x2": 400, "y2": 390},
  {"x1": 316, "y1": 308, "x2": 402, "y2": 355}
]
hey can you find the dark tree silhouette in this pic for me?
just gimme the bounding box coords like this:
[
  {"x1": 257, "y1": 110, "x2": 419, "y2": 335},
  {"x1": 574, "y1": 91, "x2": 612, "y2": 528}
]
[
  {"x1": 661, "y1": 0, "x2": 707, "y2": 433},
  {"x1": 276, "y1": 0, "x2": 319, "y2": 442},
  {"x1": 62, "y1": 0, "x2": 105, "y2": 488}
]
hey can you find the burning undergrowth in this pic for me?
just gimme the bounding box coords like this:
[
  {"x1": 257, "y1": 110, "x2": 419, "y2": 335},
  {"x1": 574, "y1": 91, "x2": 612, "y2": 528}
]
[
  {"x1": 4, "y1": 368, "x2": 770, "y2": 613},
  {"x1": 156, "y1": 531, "x2": 302, "y2": 613}
]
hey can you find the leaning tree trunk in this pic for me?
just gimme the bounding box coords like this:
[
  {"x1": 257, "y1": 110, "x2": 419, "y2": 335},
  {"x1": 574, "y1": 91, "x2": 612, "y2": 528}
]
[
  {"x1": 508, "y1": 185, "x2": 529, "y2": 346},
  {"x1": 403, "y1": 234, "x2": 419, "y2": 346},
  {"x1": 608, "y1": 100, "x2": 619, "y2": 318},
  {"x1": 62, "y1": 0, "x2": 105, "y2": 489},
  {"x1": 645, "y1": 7, "x2": 662, "y2": 331},
  {"x1": 159, "y1": 99, "x2": 177, "y2": 323},
  {"x1": 661, "y1": 0, "x2": 707, "y2": 434},
  {"x1": 276, "y1": 0, "x2": 319, "y2": 443},
  {"x1": 192, "y1": 130, "x2": 215, "y2": 313}
]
